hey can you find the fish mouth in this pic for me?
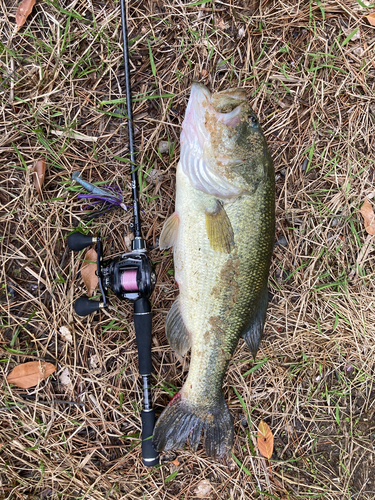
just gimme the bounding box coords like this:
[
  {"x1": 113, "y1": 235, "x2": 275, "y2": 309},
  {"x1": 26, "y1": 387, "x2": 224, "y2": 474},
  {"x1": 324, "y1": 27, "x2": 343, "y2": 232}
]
[
  {"x1": 187, "y1": 83, "x2": 247, "y2": 108},
  {"x1": 181, "y1": 83, "x2": 211, "y2": 152},
  {"x1": 182, "y1": 83, "x2": 247, "y2": 148},
  {"x1": 186, "y1": 83, "x2": 247, "y2": 119},
  {"x1": 183, "y1": 83, "x2": 211, "y2": 132}
]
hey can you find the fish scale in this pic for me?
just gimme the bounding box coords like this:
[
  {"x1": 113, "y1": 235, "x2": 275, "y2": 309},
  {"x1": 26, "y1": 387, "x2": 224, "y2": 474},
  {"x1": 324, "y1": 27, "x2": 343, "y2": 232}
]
[{"x1": 153, "y1": 83, "x2": 275, "y2": 459}]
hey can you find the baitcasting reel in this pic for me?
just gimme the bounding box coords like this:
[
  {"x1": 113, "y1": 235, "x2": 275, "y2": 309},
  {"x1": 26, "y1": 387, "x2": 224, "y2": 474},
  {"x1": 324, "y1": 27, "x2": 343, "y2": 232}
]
[{"x1": 67, "y1": 232, "x2": 156, "y2": 317}]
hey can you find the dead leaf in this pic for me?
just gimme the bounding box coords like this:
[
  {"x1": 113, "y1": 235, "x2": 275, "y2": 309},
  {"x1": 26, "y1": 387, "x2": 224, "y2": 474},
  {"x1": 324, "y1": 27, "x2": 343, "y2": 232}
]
[
  {"x1": 158, "y1": 140, "x2": 169, "y2": 154},
  {"x1": 16, "y1": 0, "x2": 36, "y2": 32},
  {"x1": 59, "y1": 367, "x2": 73, "y2": 392},
  {"x1": 215, "y1": 17, "x2": 228, "y2": 30},
  {"x1": 366, "y1": 12, "x2": 375, "y2": 27},
  {"x1": 89, "y1": 354, "x2": 99, "y2": 369},
  {"x1": 51, "y1": 130, "x2": 99, "y2": 142},
  {"x1": 81, "y1": 248, "x2": 98, "y2": 297},
  {"x1": 194, "y1": 479, "x2": 212, "y2": 498},
  {"x1": 342, "y1": 26, "x2": 361, "y2": 41},
  {"x1": 200, "y1": 68, "x2": 209, "y2": 79},
  {"x1": 257, "y1": 420, "x2": 274, "y2": 459},
  {"x1": 171, "y1": 458, "x2": 180, "y2": 467},
  {"x1": 360, "y1": 198, "x2": 375, "y2": 235},
  {"x1": 124, "y1": 232, "x2": 134, "y2": 251},
  {"x1": 59, "y1": 367, "x2": 71, "y2": 385},
  {"x1": 7, "y1": 361, "x2": 56, "y2": 389},
  {"x1": 59, "y1": 326, "x2": 73, "y2": 343},
  {"x1": 33, "y1": 158, "x2": 46, "y2": 197}
]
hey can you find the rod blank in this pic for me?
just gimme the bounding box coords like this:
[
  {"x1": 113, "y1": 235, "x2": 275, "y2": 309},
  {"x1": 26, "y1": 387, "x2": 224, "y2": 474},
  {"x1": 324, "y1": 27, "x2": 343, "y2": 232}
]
[{"x1": 120, "y1": 0, "x2": 142, "y2": 242}]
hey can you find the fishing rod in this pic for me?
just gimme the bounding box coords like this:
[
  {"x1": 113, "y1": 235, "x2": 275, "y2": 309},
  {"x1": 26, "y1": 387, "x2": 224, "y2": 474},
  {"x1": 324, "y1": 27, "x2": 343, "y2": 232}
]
[{"x1": 67, "y1": 0, "x2": 159, "y2": 467}]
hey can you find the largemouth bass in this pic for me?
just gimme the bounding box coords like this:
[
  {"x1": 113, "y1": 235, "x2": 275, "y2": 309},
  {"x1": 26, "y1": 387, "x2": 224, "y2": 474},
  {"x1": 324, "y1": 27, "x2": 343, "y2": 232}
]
[{"x1": 153, "y1": 83, "x2": 275, "y2": 459}]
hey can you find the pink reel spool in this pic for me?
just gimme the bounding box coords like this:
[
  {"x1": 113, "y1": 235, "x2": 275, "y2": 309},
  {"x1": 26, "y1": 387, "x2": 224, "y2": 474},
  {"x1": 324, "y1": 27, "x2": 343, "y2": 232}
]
[{"x1": 121, "y1": 269, "x2": 139, "y2": 292}]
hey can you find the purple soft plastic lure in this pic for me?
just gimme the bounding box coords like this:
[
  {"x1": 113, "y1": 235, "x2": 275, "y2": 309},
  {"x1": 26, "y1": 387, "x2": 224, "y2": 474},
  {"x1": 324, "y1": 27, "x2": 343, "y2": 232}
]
[{"x1": 72, "y1": 171, "x2": 128, "y2": 218}]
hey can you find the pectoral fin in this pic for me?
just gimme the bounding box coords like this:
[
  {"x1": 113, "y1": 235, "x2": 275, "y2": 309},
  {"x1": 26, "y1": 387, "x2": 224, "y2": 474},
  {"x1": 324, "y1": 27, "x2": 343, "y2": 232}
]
[
  {"x1": 205, "y1": 201, "x2": 234, "y2": 253},
  {"x1": 165, "y1": 297, "x2": 191, "y2": 356},
  {"x1": 159, "y1": 212, "x2": 179, "y2": 249},
  {"x1": 242, "y1": 287, "x2": 268, "y2": 359}
]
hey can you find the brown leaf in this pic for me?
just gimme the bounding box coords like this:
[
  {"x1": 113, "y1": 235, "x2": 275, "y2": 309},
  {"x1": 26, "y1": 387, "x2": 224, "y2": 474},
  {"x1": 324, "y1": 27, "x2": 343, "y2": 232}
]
[
  {"x1": 366, "y1": 12, "x2": 375, "y2": 27},
  {"x1": 171, "y1": 458, "x2": 180, "y2": 467},
  {"x1": 360, "y1": 198, "x2": 375, "y2": 235},
  {"x1": 7, "y1": 361, "x2": 56, "y2": 389},
  {"x1": 257, "y1": 420, "x2": 274, "y2": 459},
  {"x1": 33, "y1": 158, "x2": 46, "y2": 197},
  {"x1": 16, "y1": 0, "x2": 36, "y2": 32},
  {"x1": 81, "y1": 248, "x2": 98, "y2": 297}
]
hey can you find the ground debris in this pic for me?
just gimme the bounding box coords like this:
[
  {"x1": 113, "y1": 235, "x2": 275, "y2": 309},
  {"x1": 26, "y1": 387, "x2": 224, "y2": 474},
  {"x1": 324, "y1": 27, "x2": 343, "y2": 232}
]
[
  {"x1": 33, "y1": 158, "x2": 46, "y2": 198},
  {"x1": 59, "y1": 326, "x2": 73, "y2": 343},
  {"x1": 1, "y1": 1, "x2": 375, "y2": 498},
  {"x1": 6, "y1": 362, "x2": 56, "y2": 389},
  {"x1": 15, "y1": 0, "x2": 35, "y2": 32},
  {"x1": 360, "y1": 198, "x2": 375, "y2": 235},
  {"x1": 81, "y1": 248, "x2": 98, "y2": 297},
  {"x1": 194, "y1": 479, "x2": 213, "y2": 498}
]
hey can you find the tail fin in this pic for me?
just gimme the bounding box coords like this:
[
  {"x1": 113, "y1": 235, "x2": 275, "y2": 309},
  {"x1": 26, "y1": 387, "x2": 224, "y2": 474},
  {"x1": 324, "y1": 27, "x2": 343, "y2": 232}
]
[{"x1": 153, "y1": 392, "x2": 233, "y2": 459}]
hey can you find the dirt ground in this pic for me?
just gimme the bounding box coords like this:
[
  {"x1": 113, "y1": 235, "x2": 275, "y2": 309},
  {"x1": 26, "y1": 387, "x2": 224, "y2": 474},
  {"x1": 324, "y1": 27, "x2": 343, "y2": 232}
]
[{"x1": 1, "y1": 0, "x2": 375, "y2": 499}]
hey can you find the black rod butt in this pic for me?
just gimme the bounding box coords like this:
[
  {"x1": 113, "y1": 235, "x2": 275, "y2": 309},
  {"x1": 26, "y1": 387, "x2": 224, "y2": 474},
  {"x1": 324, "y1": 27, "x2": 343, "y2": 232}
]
[{"x1": 141, "y1": 409, "x2": 159, "y2": 467}]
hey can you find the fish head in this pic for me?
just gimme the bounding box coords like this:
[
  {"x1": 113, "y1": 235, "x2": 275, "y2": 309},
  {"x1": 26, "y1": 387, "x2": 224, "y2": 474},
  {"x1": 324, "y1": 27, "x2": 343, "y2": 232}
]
[{"x1": 181, "y1": 83, "x2": 273, "y2": 198}]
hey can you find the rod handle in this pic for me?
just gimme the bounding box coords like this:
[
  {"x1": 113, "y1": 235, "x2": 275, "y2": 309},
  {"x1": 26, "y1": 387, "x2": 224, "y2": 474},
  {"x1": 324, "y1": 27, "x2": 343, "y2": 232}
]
[
  {"x1": 141, "y1": 409, "x2": 159, "y2": 466},
  {"x1": 133, "y1": 298, "x2": 152, "y2": 376}
]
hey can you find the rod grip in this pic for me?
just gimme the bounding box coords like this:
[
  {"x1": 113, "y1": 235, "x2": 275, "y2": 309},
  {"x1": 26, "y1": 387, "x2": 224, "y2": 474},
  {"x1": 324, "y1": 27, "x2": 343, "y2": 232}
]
[
  {"x1": 141, "y1": 409, "x2": 159, "y2": 467},
  {"x1": 133, "y1": 298, "x2": 152, "y2": 376}
]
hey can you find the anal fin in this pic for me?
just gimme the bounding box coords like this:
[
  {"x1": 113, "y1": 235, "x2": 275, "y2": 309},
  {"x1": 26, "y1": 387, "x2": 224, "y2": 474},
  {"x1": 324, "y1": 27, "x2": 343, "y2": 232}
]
[
  {"x1": 166, "y1": 297, "x2": 191, "y2": 356},
  {"x1": 205, "y1": 200, "x2": 234, "y2": 253},
  {"x1": 242, "y1": 287, "x2": 269, "y2": 359},
  {"x1": 159, "y1": 212, "x2": 179, "y2": 250}
]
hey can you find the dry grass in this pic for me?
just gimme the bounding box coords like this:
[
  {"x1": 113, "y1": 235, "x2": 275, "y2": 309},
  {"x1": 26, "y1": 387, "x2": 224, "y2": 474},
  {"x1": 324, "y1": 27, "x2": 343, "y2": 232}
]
[{"x1": 1, "y1": 0, "x2": 375, "y2": 498}]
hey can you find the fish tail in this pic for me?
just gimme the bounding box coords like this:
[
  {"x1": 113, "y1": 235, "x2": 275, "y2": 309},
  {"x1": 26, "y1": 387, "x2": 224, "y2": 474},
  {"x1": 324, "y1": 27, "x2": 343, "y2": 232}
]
[{"x1": 153, "y1": 391, "x2": 233, "y2": 459}]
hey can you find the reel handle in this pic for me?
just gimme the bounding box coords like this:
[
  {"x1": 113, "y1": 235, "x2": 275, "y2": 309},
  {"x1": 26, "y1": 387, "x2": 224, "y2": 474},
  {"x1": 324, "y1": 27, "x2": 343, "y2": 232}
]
[
  {"x1": 74, "y1": 296, "x2": 103, "y2": 317},
  {"x1": 68, "y1": 233, "x2": 98, "y2": 251}
]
